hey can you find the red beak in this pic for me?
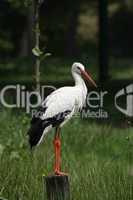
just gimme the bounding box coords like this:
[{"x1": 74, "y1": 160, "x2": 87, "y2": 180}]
[{"x1": 80, "y1": 69, "x2": 97, "y2": 88}]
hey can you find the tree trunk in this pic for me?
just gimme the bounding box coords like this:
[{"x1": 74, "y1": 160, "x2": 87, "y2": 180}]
[
  {"x1": 34, "y1": 0, "x2": 41, "y2": 92},
  {"x1": 65, "y1": 9, "x2": 79, "y2": 57},
  {"x1": 27, "y1": 6, "x2": 34, "y2": 57},
  {"x1": 20, "y1": 29, "x2": 29, "y2": 57},
  {"x1": 98, "y1": 0, "x2": 109, "y2": 84},
  {"x1": 20, "y1": 6, "x2": 34, "y2": 58}
]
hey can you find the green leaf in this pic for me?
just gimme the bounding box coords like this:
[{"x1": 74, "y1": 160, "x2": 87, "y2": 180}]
[
  {"x1": 32, "y1": 47, "x2": 43, "y2": 57},
  {"x1": 40, "y1": 53, "x2": 52, "y2": 61}
]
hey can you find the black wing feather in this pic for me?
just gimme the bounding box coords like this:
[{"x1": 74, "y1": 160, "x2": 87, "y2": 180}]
[{"x1": 27, "y1": 109, "x2": 71, "y2": 148}]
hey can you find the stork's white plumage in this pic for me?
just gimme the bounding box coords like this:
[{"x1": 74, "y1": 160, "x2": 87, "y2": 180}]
[{"x1": 28, "y1": 62, "x2": 97, "y2": 175}]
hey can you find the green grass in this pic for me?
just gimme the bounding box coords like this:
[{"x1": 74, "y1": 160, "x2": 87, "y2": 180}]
[{"x1": 0, "y1": 110, "x2": 133, "y2": 199}]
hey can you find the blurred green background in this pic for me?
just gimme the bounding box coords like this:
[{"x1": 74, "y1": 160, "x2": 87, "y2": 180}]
[
  {"x1": 0, "y1": 1, "x2": 133, "y2": 200},
  {"x1": 0, "y1": 0, "x2": 133, "y2": 84}
]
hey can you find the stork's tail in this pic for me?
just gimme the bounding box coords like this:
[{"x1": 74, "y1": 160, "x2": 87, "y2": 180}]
[{"x1": 27, "y1": 119, "x2": 49, "y2": 149}]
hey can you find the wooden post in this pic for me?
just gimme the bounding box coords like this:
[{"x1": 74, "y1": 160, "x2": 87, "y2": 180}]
[{"x1": 45, "y1": 175, "x2": 70, "y2": 200}]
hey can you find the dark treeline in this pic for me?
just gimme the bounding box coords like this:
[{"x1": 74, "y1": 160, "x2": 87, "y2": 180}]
[
  {"x1": 0, "y1": 0, "x2": 133, "y2": 82},
  {"x1": 0, "y1": 0, "x2": 133, "y2": 58}
]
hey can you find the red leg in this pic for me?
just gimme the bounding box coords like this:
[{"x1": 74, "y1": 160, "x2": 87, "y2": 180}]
[{"x1": 53, "y1": 127, "x2": 67, "y2": 176}]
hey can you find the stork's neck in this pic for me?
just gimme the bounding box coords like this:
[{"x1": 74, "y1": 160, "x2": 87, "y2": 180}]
[
  {"x1": 72, "y1": 71, "x2": 88, "y2": 109},
  {"x1": 72, "y1": 72, "x2": 87, "y2": 93},
  {"x1": 72, "y1": 72, "x2": 88, "y2": 108},
  {"x1": 72, "y1": 72, "x2": 86, "y2": 86}
]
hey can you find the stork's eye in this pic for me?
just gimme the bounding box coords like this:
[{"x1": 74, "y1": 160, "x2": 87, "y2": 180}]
[{"x1": 77, "y1": 66, "x2": 80, "y2": 70}]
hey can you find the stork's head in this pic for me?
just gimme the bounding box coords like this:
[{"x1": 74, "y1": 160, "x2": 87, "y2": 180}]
[{"x1": 72, "y1": 62, "x2": 97, "y2": 88}]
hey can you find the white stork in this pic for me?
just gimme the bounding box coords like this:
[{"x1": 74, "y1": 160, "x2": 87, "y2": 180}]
[{"x1": 28, "y1": 62, "x2": 97, "y2": 175}]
